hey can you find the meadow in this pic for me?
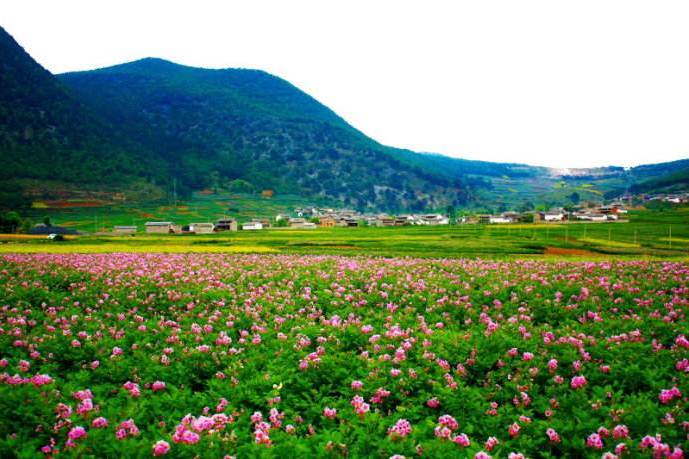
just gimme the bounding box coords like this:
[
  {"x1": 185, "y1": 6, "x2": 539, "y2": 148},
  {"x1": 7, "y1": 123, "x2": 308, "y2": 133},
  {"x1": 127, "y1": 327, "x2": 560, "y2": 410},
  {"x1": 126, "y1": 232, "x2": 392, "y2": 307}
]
[{"x1": 0, "y1": 254, "x2": 686, "y2": 458}]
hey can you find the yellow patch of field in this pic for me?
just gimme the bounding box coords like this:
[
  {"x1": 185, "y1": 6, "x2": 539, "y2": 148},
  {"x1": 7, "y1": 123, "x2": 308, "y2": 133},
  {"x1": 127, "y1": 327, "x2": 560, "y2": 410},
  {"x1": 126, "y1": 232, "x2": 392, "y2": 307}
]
[
  {"x1": 31, "y1": 201, "x2": 48, "y2": 209},
  {"x1": 658, "y1": 237, "x2": 689, "y2": 243},
  {"x1": 578, "y1": 237, "x2": 640, "y2": 248},
  {"x1": 0, "y1": 244, "x2": 277, "y2": 254}
]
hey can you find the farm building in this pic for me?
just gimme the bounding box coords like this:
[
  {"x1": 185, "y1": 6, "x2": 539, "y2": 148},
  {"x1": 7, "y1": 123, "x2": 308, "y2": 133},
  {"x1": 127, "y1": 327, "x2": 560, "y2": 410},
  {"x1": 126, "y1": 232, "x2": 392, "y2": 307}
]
[
  {"x1": 319, "y1": 217, "x2": 336, "y2": 228},
  {"x1": 288, "y1": 218, "x2": 316, "y2": 229},
  {"x1": 189, "y1": 223, "x2": 215, "y2": 234},
  {"x1": 336, "y1": 218, "x2": 359, "y2": 228},
  {"x1": 215, "y1": 218, "x2": 238, "y2": 232},
  {"x1": 538, "y1": 211, "x2": 567, "y2": 222},
  {"x1": 395, "y1": 215, "x2": 415, "y2": 226},
  {"x1": 113, "y1": 225, "x2": 137, "y2": 235},
  {"x1": 144, "y1": 222, "x2": 174, "y2": 234},
  {"x1": 419, "y1": 214, "x2": 450, "y2": 225},
  {"x1": 242, "y1": 221, "x2": 263, "y2": 230},
  {"x1": 375, "y1": 216, "x2": 396, "y2": 227},
  {"x1": 575, "y1": 213, "x2": 608, "y2": 222}
]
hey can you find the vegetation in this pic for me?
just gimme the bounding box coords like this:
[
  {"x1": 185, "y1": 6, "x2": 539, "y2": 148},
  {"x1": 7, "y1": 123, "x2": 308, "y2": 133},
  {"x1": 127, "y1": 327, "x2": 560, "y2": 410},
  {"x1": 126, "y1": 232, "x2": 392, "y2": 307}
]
[
  {"x1": 0, "y1": 208, "x2": 687, "y2": 259},
  {"x1": 0, "y1": 254, "x2": 686, "y2": 457},
  {"x1": 3, "y1": 24, "x2": 689, "y2": 214}
]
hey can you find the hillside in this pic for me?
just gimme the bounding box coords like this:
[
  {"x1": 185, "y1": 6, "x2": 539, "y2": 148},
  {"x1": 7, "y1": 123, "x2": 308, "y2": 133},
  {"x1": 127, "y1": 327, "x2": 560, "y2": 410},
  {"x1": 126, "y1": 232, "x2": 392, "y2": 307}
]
[
  {"x1": 2, "y1": 23, "x2": 689, "y2": 212},
  {"x1": 57, "y1": 58, "x2": 467, "y2": 211},
  {"x1": 0, "y1": 26, "x2": 169, "y2": 207}
]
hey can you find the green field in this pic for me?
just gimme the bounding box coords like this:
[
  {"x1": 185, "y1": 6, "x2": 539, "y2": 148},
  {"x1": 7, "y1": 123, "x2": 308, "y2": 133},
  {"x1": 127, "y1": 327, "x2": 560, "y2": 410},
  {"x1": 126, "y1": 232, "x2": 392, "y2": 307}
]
[
  {"x1": 25, "y1": 192, "x2": 329, "y2": 232},
  {"x1": 3, "y1": 207, "x2": 688, "y2": 258}
]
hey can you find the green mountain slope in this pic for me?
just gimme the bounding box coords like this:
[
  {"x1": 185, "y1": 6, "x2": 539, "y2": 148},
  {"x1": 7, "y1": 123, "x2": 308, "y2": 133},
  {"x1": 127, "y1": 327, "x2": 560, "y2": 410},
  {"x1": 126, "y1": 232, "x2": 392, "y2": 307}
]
[
  {"x1": 0, "y1": 27, "x2": 166, "y2": 198},
  {"x1": 2, "y1": 23, "x2": 688, "y2": 212},
  {"x1": 58, "y1": 58, "x2": 468, "y2": 210}
]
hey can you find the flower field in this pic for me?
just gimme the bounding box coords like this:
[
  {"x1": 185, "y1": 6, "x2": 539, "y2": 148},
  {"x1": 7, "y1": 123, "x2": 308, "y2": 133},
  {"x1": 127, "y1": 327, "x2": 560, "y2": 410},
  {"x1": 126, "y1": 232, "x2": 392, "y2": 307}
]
[{"x1": 0, "y1": 254, "x2": 687, "y2": 458}]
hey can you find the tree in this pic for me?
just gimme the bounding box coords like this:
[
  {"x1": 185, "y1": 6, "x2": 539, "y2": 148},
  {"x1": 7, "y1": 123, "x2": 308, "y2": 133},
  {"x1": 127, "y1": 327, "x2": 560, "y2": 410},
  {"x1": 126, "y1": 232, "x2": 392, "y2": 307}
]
[
  {"x1": 0, "y1": 211, "x2": 22, "y2": 233},
  {"x1": 569, "y1": 192, "x2": 581, "y2": 205},
  {"x1": 518, "y1": 201, "x2": 535, "y2": 212}
]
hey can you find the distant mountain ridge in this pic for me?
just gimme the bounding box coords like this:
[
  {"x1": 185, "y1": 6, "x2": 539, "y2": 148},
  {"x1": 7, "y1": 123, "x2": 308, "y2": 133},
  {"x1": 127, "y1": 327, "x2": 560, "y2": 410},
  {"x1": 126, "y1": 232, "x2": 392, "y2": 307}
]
[{"x1": 1, "y1": 24, "x2": 688, "y2": 211}]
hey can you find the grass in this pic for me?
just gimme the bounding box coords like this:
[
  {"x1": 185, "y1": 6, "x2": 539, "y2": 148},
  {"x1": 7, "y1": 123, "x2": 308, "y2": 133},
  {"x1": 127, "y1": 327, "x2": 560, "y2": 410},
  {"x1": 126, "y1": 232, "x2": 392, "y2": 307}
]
[
  {"x1": 25, "y1": 191, "x2": 326, "y2": 232},
  {"x1": 8, "y1": 200, "x2": 689, "y2": 258},
  {"x1": 1, "y1": 210, "x2": 687, "y2": 258}
]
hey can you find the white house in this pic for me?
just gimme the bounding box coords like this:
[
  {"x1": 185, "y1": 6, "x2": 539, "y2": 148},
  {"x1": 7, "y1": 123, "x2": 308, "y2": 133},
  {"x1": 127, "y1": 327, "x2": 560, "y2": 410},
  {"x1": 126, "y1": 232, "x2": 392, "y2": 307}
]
[
  {"x1": 420, "y1": 214, "x2": 450, "y2": 225},
  {"x1": 543, "y1": 212, "x2": 566, "y2": 222},
  {"x1": 144, "y1": 222, "x2": 174, "y2": 234},
  {"x1": 576, "y1": 213, "x2": 607, "y2": 222},
  {"x1": 242, "y1": 221, "x2": 263, "y2": 230},
  {"x1": 190, "y1": 223, "x2": 215, "y2": 234}
]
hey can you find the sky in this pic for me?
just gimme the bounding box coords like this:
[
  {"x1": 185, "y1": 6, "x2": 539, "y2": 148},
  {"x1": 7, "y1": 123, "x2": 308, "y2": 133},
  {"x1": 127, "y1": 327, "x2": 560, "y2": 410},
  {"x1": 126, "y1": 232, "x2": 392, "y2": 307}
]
[{"x1": 2, "y1": 0, "x2": 689, "y2": 169}]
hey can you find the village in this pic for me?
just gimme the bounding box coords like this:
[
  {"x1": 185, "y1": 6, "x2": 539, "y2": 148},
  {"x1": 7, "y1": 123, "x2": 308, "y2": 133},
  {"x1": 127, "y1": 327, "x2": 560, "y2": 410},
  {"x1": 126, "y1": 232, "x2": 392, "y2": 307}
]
[{"x1": 95, "y1": 200, "x2": 633, "y2": 235}]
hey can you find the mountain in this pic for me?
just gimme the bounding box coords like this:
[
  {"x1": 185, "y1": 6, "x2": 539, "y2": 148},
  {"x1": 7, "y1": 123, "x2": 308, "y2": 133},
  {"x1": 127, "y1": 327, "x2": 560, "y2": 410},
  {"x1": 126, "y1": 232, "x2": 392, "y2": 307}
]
[
  {"x1": 1, "y1": 24, "x2": 688, "y2": 212},
  {"x1": 57, "y1": 58, "x2": 468, "y2": 211},
  {"x1": 0, "y1": 26, "x2": 168, "y2": 207}
]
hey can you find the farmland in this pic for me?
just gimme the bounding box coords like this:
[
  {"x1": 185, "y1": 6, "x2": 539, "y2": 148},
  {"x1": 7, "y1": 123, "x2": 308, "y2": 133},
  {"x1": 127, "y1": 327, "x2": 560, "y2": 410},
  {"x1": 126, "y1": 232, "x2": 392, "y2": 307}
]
[
  {"x1": 0, "y1": 254, "x2": 687, "y2": 458},
  {"x1": 2, "y1": 207, "x2": 689, "y2": 259}
]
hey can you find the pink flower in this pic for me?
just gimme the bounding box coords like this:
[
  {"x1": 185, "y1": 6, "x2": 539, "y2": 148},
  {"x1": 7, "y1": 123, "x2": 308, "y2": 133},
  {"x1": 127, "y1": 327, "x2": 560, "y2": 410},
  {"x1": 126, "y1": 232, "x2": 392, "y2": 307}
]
[
  {"x1": 151, "y1": 381, "x2": 166, "y2": 392},
  {"x1": 547, "y1": 359, "x2": 558, "y2": 371},
  {"x1": 351, "y1": 380, "x2": 363, "y2": 390},
  {"x1": 68, "y1": 426, "x2": 87, "y2": 440},
  {"x1": 323, "y1": 407, "x2": 337, "y2": 419},
  {"x1": 31, "y1": 374, "x2": 53, "y2": 387},
  {"x1": 485, "y1": 436, "x2": 499, "y2": 451},
  {"x1": 427, "y1": 397, "x2": 440, "y2": 408},
  {"x1": 570, "y1": 375, "x2": 587, "y2": 389},
  {"x1": 67, "y1": 426, "x2": 87, "y2": 446},
  {"x1": 350, "y1": 395, "x2": 370, "y2": 416},
  {"x1": 659, "y1": 387, "x2": 681, "y2": 404},
  {"x1": 92, "y1": 417, "x2": 108, "y2": 428},
  {"x1": 587, "y1": 433, "x2": 603, "y2": 449},
  {"x1": 546, "y1": 428, "x2": 561, "y2": 443},
  {"x1": 152, "y1": 440, "x2": 170, "y2": 456},
  {"x1": 508, "y1": 422, "x2": 521, "y2": 438},
  {"x1": 438, "y1": 414, "x2": 459, "y2": 431},
  {"x1": 388, "y1": 419, "x2": 412, "y2": 439},
  {"x1": 453, "y1": 433, "x2": 471, "y2": 447}
]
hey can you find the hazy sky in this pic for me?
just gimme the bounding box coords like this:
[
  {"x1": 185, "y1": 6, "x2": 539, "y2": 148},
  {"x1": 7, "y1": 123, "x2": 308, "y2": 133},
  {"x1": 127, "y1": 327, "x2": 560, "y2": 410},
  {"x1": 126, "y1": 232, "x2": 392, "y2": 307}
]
[{"x1": 2, "y1": 0, "x2": 689, "y2": 168}]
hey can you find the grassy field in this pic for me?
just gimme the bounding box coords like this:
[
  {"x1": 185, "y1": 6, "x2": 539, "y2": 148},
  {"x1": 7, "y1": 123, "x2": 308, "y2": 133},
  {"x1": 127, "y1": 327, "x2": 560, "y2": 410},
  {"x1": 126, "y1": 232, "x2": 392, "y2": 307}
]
[
  {"x1": 2, "y1": 207, "x2": 688, "y2": 258},
  {"x1": 25, "y1": 192, "x2": 327, "y2": 231}
]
